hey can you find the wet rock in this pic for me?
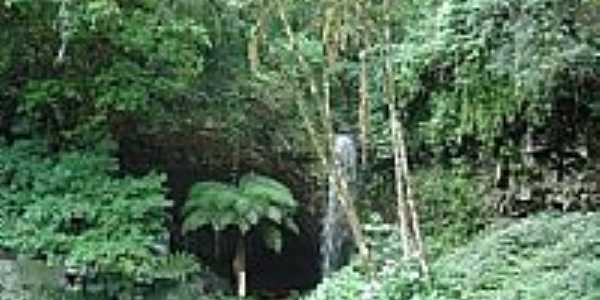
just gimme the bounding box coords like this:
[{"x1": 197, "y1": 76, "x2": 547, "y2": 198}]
[{"x1": 0, "y1": 259, "x2": 28, "y2": 300}]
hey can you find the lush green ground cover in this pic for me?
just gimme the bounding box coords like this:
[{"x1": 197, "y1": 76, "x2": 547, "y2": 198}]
[
  {"x1": 2, "y1": 201, "x2": 600, "y2": 300},
  {"x1": 305, "y1": 213, "x2": 600, "y2": 300}
]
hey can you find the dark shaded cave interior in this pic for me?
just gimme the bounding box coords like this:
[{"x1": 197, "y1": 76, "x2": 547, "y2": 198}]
[
  {"x1": 116, "y1": 129, "x2": 324, "y2": 295},
  {"x1": 186, "y1": 222, "x2": 321, "y2": 295}
]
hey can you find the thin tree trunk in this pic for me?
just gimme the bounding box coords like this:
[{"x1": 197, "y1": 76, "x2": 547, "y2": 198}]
[
  {"x1": 389, "y1": 100, "x2": 412, "y2": 259},
  {"x1": 233, "y1": 236, "x2": 246, "y2": 297},
  {"x1": 383, "y1": 0, "x2": 428, "y2": 278},
  {"x1": 248, "y1": 26, "x2": 259, "y2": 73},
  {"x1": 358, "y1": 45, "x2": 370, "y2": 168},
  {"x1": 247, "y1": 0, "x2": 265, "y2": 74},
  {"x1": 383, "y1": 0, "x2": 411, "y2": 260},
  {"x1": 278, "y1": 5, "x2": 326, "y2": 167},
  {"x1": 398, "y1": 121, "x2": 429, "y2": 278}
]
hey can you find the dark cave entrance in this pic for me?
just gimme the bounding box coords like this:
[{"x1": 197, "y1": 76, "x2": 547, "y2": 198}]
[
  {"x1": 115, "y1": 129, "x2": 325, "y2": 296},
  {"x1": 245, "y1": 219, "x2": 321, "y2": 293},
  {"x1": 186, "y1": 215, "x2": 322, "y2": 296}
]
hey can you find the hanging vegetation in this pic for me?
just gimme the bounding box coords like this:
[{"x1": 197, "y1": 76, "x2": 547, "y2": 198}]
[{"x1": 0, "y1": 0, "x2": 599, "y2": 299}]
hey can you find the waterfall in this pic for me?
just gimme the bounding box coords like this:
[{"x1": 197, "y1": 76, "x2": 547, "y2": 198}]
[{"x1": 321, "y1": 133, "x2": 357, "y2": 277}]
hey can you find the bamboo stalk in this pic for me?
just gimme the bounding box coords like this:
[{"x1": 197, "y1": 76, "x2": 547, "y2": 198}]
[
  {"x1": 383, "y1": 0, "x2": 429, "y2": 278},
  {"x1": 383, "y1": 0, "x2": 411, "y2": 260},
  {"x1": 358, "y1": 44, "x2": 370, "y2": 168}
]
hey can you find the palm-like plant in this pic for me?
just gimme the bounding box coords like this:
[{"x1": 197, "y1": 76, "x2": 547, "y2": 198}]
[{"x1": 182, "y1": 173, "x2": 299, "y2": 297}]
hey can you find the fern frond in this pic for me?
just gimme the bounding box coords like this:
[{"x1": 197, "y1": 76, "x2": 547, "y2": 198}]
[
  {"x1": 266, "y1": 206, "x2": 283, "y2": 224},
  {"x1": 284, "y1": 217, "x2": 299, "y2": 234},
  {"x1": 215, "y1": 211, "x2": 238, "y2": 230},
  {"x1": 182, "y1": 173, "x2": 299, "y2": 245},
  {"x1": 239, "y1": 174, "x2": 296, "y2": 208},
  {"x1": 245, "y1": 209, "x2": 260, "y2": 226},
  {"x1": 181, "y1": 210, "x2": 212, "y2": 233},
  {"x1": 184, "y1": 181, "x2": 241, "y2": 215}
]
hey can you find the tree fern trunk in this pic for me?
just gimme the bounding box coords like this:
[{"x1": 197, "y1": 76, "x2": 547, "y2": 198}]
[{"x1": 233, "y1": 236, "x2": 246, "y2": 297}]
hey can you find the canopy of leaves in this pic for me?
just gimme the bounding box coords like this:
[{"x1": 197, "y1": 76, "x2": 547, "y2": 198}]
[
  {"x1": 182, "y1": 173, "x2": 299, "y2": 252},
  {"x1": 1, "y1": 0, "x2": 209, "y2": 146}
]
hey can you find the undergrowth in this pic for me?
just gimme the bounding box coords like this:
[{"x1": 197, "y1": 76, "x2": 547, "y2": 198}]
[{"x1": 305, "y1": 212, "x2": 600, "y2": 300}]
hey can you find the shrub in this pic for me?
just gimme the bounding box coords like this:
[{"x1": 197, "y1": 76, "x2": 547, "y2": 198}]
[
  {"x1": 429, "y1": 212, "x2": 600, "y2": 300},
  {"x1": 0, "y1": 139, "x2": 194, "y2": 282},
  {"x1": 303, "y1": 264, "x2": 366, "y2": 300},
  {"x1": 305, "y1": 213, "x2": 600, "y2": 300}
]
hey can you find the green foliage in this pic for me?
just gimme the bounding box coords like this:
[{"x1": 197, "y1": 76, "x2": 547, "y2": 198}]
[
  {"x1": 393, "y1": 0, "x2": 600, "y2": 152},
  {"x1": 308, "y1": 213, "x2": 600, "y2": 300},
  {"x1": 152, "y1": 252, "x2": 201, "y2": 282},
  {"x1": 303, "y1": 264, "x2": 366, "y2": 300},
  {"x1": 362, "y1": 166, "x2": 487, "y2": 256},
  {"x1": 428, "y1": 213, "x2": 600, "y2": 300},
  {"x1": 1, "y1": 0, "x2": 599, "y2": 297},
  {"x1": 302, "y1": 226, "x2": 426, "y2": 300},
  {"x1": 1, "y1": 0, "x2": 209, "y2": 147},
  {"x1": 413, "y1": 166, "x2": 488, "y2": 256},
  {"x1": 183, "y1": 173, "x2": 298, "y2": 252},
  {"x1": 0, "y1": 139, "x2": 194, "y2": 282}
]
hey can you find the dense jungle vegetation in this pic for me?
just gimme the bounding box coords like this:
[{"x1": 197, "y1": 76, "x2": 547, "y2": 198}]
[{"x1": 1, "y1": 0, "x2": 599, "y2": 299}]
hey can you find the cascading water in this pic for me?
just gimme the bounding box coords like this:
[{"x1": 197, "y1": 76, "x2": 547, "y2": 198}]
[{"x1": 321, "y1": 133, "x2": 357, "y2": 277}]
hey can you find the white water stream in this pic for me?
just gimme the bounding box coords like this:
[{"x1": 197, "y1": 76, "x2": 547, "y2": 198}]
[{"x1": 321, "y1": 134, "x2": 357, "y2": 276}]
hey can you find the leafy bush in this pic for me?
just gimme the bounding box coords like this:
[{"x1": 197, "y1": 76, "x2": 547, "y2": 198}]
[
  {"x1": 413, "y1": 167, "x2": 488, "y2": 256},
  {"x1": 0, "y1": 139, "x2": 194, "y2": 282},
  {"x1": 303, "y1": 264, "x2": 366, "y2": 300},
  {"x1": 428, "y1": 212, "x2": 600, "y2": 300}
]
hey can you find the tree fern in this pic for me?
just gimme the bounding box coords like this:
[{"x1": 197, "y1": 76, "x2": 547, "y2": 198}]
[
  {"x1": 182, "y1": 173, "x2": 299, "y2": 241},
  {"x1": 181, "y1": 173, "x2": 300, "y2": 297}
]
